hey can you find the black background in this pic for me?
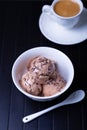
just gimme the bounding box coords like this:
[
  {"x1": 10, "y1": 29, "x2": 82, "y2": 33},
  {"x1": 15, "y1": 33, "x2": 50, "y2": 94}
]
[{"x1": 0, "y1": 1, "x2": 87, "y2": 130}]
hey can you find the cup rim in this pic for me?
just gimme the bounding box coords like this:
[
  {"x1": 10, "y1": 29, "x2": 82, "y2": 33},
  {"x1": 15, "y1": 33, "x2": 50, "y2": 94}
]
[{"x1": 52, "y1": 0, "x2": 83, "y2": 19}]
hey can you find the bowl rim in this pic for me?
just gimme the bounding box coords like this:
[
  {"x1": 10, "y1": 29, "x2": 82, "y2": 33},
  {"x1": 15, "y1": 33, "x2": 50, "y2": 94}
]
[{"x1": 12, "y1": 46, "x2": 74, "y2": 101}]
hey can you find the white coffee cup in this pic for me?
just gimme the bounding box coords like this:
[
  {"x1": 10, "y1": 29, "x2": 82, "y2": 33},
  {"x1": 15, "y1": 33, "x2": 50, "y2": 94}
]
[{"x1": 42, "y1": 0, "x2": 83, "y2": 29}]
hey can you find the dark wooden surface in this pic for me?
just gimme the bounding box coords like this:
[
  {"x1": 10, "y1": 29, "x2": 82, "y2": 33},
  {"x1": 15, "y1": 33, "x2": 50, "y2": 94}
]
[{"x1": 0, "y1": 1, "x2": 87, "y2": 130}]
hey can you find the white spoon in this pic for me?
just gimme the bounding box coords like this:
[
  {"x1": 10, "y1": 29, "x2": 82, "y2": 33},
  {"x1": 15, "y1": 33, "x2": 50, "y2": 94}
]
[{"x1": 22, "y1": 90, "x2": 85, "y2": 123}]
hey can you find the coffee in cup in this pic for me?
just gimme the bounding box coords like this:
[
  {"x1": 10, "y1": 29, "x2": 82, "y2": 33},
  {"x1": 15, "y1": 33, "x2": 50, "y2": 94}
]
[{"x1": 54, "y1": 0, "x2": 80, "y2": 17}]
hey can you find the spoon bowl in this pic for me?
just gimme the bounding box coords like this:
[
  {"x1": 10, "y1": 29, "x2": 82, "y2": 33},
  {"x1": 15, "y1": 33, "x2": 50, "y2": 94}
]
[
  {"x1": 22, "y1": 90, "x2": 85, "y2": 123},
  {"x1": 62, "y1": 90, "x2": 85, "y2": 105}
]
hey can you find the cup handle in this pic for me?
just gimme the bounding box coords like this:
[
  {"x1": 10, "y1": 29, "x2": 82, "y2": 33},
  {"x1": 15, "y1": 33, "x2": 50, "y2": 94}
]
[
  {"x1": 42, "y1": 5, "x2": 51, "y2": 14},
  {"x1": 42, "y1": 5, "x2": 58, "y2": 23}
]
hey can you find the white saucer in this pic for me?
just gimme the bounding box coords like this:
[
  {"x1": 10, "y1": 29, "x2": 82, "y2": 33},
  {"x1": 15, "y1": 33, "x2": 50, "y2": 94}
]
[{"x1": 39, "y1": 7, "x2": 87, "y2": 45}]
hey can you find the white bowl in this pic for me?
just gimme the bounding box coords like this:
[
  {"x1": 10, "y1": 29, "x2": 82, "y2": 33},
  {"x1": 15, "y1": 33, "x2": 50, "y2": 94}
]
[{"x1": 12, "y1": 46, "x2": 74, "y2": 101}]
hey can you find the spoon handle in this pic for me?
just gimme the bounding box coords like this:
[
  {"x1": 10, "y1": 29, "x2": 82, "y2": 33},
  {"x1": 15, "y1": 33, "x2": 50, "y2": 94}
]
[{"x1": 22, "y1": 102, "x2": 64, "y2": 123}]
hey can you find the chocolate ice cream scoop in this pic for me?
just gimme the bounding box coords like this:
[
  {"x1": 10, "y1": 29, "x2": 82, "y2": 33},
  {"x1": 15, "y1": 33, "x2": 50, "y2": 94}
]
[
  {"x1": 28, "y1": 56, "x2": 57, "y2": 84},
  {"x1": 20, "y1": 71, "x2": 42, "y2": 96},
  {"x1": 43, "y1": 74, "x2": 66, "y2": 96}
]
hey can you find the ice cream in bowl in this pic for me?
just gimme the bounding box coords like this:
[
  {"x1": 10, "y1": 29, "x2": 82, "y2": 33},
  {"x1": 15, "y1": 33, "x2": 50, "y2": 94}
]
[{"x1": 11, "y1": 47, "x2": 74, "y2": 101}]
